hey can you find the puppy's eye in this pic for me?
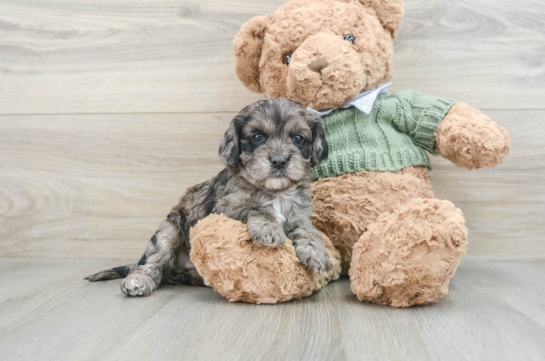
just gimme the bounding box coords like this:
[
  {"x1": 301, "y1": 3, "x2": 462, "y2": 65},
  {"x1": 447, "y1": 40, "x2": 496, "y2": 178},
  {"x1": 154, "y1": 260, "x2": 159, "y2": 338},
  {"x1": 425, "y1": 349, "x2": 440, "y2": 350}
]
[
  {"x1": 343, "y1": 34, "x2": 355, "y2": 44},
  {"x1": 252, "y1": 134, "x2": 266, "y2": 144},
  {"x1": 285, "y1": 54, "x2": 292, "y2": 65},
  {"x1": 292, "y1": 135, "x2": 305, "y2": 145}
]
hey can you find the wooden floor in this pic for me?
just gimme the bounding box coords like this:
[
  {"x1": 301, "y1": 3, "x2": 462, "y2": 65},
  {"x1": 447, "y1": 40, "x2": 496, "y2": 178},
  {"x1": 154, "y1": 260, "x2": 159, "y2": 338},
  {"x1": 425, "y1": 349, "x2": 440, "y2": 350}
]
[{"x1": 0, "y1": 257, "x2": 544, "y2": 361}]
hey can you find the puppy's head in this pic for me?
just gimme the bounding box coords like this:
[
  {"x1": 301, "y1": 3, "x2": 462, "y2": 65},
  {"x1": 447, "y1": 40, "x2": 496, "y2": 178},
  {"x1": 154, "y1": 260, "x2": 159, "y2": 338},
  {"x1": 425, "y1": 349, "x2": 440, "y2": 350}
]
[{"x1": 219, "y1": 97, "x2": 328, "y2": 191}]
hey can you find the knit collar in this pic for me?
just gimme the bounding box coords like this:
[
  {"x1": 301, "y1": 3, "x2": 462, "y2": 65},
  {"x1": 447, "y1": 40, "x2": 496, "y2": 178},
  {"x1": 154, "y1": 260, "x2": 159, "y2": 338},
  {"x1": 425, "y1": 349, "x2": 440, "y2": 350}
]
[{"x1": 307, "y1": 82, "x2": 391, "y2": 116}]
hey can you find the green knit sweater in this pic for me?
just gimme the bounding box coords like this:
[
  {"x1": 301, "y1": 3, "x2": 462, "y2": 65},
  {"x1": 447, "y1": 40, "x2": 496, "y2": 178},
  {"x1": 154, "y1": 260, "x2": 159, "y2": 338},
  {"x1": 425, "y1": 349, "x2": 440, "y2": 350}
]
[{"x1": 313, "y1": 91, "x2": 457, "y2": 179}]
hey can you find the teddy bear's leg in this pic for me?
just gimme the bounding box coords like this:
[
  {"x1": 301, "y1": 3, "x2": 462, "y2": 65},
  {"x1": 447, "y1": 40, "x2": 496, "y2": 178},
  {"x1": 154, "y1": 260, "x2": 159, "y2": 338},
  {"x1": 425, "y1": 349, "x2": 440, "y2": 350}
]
[
  {"x1": 189, "y1": 214, "x2": 342, "y2": 304},
  {"x1": 310, "y1": 167, "x2": 436, "y2": 274},
  {"x1": 349, "y1": 198, "x2": 467, "y2": 307}
]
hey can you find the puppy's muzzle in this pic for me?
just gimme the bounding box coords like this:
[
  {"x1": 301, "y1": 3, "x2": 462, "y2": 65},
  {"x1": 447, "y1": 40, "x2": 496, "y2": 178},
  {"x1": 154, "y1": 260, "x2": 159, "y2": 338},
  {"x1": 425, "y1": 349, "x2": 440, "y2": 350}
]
[{"x1": 270, "y1": 155, "x2": 291, "y2": 170}]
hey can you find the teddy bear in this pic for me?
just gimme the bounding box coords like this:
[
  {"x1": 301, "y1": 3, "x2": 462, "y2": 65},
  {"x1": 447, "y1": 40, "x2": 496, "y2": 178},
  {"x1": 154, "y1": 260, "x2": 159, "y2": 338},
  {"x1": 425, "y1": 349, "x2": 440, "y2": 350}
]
[{"x1": 189, "y1": 0, "x2": 510, "y2": 307}]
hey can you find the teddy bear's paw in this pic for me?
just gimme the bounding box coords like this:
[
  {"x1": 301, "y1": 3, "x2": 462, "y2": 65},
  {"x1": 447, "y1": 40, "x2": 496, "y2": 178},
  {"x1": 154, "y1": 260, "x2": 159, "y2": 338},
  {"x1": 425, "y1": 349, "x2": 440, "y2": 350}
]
[
  {"x1": 190, "y1": 214, "x2": 325, "y2": 304},
  {"x1": 436, "y1": 102, "x2": 510, "y2": 170},
  {"x1": 295, "y1": 240, "x2": 332, "y2": 273},
  {"x1": 248, "y1": 220, "x2": 287, "y2": 248},
  {"x1": 349, "y1": 198, "x2": 467, "y2": 307}
]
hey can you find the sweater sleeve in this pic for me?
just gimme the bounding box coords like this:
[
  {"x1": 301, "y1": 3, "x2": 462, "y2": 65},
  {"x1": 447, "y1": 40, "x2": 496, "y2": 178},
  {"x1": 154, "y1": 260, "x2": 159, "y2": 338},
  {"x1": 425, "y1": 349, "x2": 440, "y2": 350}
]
[{"x1": 379, "y1": 91, "x2": 457, "y2": 155}]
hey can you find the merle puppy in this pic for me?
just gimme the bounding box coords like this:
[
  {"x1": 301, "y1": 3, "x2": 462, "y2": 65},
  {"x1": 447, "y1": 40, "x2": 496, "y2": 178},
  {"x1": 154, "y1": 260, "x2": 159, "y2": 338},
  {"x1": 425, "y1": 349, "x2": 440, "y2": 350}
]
[{"x1": 86, "y1": 98, "x2": 331, "y2": 296}]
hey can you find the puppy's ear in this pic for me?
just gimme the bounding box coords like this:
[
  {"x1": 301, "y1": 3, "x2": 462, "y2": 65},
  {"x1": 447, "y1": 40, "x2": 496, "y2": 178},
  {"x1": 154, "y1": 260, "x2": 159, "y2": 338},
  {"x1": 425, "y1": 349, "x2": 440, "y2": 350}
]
[
  {"x1": 219, "y1": 107, "x2": 251, "y2": 167},
  {"x1": 233, "y1": 16, "x2": 268, "y2": 93},
  {"x1": 219, "y1": 122, "x2": 239, "y2": 167},
  {"x1": 308, "y1": 115, "x2": 329, "y2": 166},
  {"x1": 359, "y1": 0, "x2": 404, "y2": 38}
]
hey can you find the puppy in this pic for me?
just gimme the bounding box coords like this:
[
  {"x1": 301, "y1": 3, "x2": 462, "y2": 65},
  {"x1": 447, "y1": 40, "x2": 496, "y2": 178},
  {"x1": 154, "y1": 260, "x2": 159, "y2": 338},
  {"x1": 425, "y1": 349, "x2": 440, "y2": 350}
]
[{"x1": 86, "y1": 98, "x2": 331, "y2": 296}]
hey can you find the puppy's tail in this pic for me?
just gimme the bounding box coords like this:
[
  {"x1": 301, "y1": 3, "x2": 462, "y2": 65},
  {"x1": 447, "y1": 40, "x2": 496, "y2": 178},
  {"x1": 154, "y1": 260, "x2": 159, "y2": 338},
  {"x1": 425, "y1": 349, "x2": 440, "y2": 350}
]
[{"x1": 85, "y1": 264, "x2": 134, "y2": 282}]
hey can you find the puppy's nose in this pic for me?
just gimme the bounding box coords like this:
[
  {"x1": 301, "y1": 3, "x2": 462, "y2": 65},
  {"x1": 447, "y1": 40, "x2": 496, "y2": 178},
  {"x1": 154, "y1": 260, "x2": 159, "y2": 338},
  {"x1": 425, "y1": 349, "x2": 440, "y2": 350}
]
[
  {"x1": 308, "y1": 55, "x2": 329, "y2": 73},
  {"x1": 271, "y1": 156, "x2": 290, "y2": 169}
]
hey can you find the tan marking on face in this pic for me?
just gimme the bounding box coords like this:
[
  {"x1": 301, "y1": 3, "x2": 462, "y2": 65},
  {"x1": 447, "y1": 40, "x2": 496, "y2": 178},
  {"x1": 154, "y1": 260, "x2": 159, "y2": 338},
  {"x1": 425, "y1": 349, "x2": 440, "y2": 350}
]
[
  {"x1": 244, "y1": 116, "x2": 276, "y2": 137},
  {"x1": 282, "y1": 115, "x2": 312, "y2": 140}
]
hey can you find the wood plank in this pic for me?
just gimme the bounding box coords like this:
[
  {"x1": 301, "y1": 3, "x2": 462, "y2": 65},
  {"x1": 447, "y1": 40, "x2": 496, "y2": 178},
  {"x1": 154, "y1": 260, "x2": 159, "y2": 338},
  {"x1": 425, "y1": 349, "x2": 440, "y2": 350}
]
[
  {"x1": 0, "y1": 258, "x2": 185, "y2": 361},
  {"x1": 0, "y1": 0, "x2": 544, "y2": 114},
  {"x1": 0, "y1": 258, "x2": 125, "y2": 326},
  {"x1": 0, "y1": 110, "x2": 543, "y2": 259},
  {"x1": 0, "y1": 112, "x2": 231, "y2": 259},
  {"x1": 391, "y1": 0, "x2": 545, "y2": 109},
  {"x1": 456, "y1": 260, "x2": 545, "y2": 327},
  {"x1": 0, "y1": 258, "x2": 544, "y2": 361},
  {"x1": 428, "y1": 109, "x2": 545, "y2": 257},
  {"x1": 430, "y1": 109, "x2": 545, "y2": 203},
  {"x1": 336, "y1": 260, "x2": 545, "y2": 361},
  {"x1": 455, "y1": 202, "x2": 545, "y2": 256}
]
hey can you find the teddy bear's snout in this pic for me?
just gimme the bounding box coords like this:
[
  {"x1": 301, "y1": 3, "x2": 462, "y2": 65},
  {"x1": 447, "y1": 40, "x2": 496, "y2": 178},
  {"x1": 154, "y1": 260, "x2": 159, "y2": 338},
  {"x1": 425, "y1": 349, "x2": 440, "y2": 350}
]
[
  {"x1": 308, "y1": 55, "x2": 329, "y2": 73},
  {"x1": 286, "y1": 32, "x2": 366, "y2": 109}
]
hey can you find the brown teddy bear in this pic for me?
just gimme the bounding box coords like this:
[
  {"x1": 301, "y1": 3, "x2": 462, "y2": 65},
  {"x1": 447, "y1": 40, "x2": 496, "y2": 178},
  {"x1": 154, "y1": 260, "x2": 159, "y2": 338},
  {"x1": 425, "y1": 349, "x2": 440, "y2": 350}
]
[{"x1": 190, "y1": 0, "x2": 510, "y2": 307}]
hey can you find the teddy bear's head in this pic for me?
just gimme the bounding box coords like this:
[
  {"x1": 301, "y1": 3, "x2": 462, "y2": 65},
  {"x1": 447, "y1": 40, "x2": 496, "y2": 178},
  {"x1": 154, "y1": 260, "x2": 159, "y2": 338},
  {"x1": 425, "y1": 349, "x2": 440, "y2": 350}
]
[{"x1": 234, "y1": 0, "x2": 404, "y2": 110}]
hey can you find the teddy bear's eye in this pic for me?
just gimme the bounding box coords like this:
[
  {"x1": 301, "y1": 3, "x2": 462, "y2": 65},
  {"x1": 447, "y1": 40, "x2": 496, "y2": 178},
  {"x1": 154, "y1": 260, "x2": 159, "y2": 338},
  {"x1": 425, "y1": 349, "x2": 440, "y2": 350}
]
[
  {"x1": 343, "y1": 34, "x2": 355, "y2": 44},
  {"x1": 285, "y1": 55, "x2": 292, "y2": 65}
]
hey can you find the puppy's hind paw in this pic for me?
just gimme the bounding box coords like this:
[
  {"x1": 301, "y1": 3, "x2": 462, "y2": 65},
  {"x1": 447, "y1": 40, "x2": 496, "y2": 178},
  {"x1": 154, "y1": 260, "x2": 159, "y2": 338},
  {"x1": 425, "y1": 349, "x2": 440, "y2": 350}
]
[
  {"x1": 120, "y1": 275, "x2": 156, "y2": 297},
  {"x1": 296, "y1": 241, "x2": 332, "y2": 273}
]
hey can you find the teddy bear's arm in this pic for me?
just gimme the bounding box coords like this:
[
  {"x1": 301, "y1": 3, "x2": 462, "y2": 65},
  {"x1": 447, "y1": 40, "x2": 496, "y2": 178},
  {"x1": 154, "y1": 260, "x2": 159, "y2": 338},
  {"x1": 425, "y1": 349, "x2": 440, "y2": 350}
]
[
  {"x1": 384, "y1": 91, "x2": 510, "y2": 170},
  {"x1": 384, "y1": 91, "x2": 458, "y2": 155},
  {"x1": 434, "y1": 102, "x2": 510, "y2": 170}
]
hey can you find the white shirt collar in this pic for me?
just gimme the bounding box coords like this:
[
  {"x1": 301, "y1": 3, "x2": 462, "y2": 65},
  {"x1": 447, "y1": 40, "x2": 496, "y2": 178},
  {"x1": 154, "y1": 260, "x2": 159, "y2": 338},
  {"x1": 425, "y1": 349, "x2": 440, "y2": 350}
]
[{"x1": 307, "y1": 82, "x2": 391, "y2": 116}]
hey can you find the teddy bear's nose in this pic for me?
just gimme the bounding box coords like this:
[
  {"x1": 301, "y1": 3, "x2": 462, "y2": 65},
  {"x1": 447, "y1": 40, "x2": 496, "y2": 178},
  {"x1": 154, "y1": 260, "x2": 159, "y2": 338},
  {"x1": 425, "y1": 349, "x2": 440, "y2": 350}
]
[{"x1": 308, "y1": 55, "x2": 329, "y2": 73}]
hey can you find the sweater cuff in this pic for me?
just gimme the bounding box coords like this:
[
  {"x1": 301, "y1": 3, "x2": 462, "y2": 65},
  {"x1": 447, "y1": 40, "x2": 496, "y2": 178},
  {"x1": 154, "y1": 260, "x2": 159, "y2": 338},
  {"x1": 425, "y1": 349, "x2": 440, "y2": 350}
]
[{"x1": 413, "y1": 97, "x2": 457, "y2": 155}]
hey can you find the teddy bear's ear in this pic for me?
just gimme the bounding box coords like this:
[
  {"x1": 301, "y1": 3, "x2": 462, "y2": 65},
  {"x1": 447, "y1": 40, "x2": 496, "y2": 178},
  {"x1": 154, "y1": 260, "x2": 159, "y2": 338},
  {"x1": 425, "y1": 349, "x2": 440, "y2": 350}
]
[
  {"x1": 233, "y1": 16, "x2": 268, "y2": 93},
  {"x1": 360, "y1": 0, "x2": 404, "y2": 38}
]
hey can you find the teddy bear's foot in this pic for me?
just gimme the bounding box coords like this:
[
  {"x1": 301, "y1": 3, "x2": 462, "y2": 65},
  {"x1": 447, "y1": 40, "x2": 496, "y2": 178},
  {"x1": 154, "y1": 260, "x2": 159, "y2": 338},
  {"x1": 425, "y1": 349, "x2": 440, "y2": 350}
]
[
  {"x1": 189, "y1": 214, "x2": 342, "y2": 304},
  {"x1": 349, "y1": 198, "x2": 468, "y2": 307}
]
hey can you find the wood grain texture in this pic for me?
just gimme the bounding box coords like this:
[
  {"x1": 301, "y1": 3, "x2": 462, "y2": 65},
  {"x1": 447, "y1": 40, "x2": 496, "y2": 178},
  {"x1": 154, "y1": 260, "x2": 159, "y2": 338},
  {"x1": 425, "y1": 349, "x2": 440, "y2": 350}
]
[
  {"x1": 1, "y1": 110, "x2": 543, "y2": 259},
  {"x1": 0, "y1": 113, "x2": 230, "y2": 259},
  {"x1": 0, "y1": 0, "x2": 544, "y2": 114},
  {"x1": 0, "y1": 258, "x2": 544, "y2": 361},
  {"x1": 430, "y1": 110, "x2": 545, "y2": 257}
]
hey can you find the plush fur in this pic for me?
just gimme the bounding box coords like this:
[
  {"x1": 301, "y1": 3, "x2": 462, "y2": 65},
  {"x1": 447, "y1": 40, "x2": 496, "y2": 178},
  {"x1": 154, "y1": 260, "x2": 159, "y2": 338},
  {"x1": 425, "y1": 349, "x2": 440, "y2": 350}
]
[
  {"x1": 310, "y1": 166, "x2": 436, "y2": 273},
  {"x1": 349, "y1": 198, "x2": 467, "y2": 307},
  {"x1": 436, "y1": 102, "x2": 510, "y2": 170},
  {"x1": 86, "y1": 98, "x2": 332, "y2": 296},
  {"x1": 191, "y1": 0, "x2": 510, "y2": 307},
  {"x1": 234, "y1": 0, "x2": 401, "y2": 110},
  {"x1": 190, "y1": 214, "x2": 341, "y2": 304}
]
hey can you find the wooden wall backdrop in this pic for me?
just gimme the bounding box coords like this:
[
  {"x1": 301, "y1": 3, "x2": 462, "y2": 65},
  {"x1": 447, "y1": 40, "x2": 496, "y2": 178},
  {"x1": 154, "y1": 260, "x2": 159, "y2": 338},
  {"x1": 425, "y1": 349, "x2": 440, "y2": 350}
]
[{"x1": 0, "y1": 0, "x2": 544, "y2": 260}]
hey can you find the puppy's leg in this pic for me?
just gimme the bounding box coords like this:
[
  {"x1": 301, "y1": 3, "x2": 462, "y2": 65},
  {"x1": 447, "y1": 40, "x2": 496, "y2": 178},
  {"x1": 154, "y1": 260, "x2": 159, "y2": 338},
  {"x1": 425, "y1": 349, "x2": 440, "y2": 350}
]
[
  {"x1": 121, "y1": 219, "x2": 182, "y2": 296},
  {"x1": 247, "y1": 213, "x2": 286, "y2": 248},
  {"x1": 180, "y1": 268, "x2": 205, "y2": 286},
  {"x1": 177, "y1": 247, "x2": 204, "y2": 286},
  {"x1": 285, "y1": 216, "x2": 332, "y2": 273}
]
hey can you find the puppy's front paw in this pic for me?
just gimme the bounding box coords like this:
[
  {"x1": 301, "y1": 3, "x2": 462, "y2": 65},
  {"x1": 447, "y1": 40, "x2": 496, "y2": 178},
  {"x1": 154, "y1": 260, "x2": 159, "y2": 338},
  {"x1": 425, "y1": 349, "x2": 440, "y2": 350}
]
[
  {"x1": 121, "y1": 274, "x2": 155, "y2": 297},
  {"x1": 296, "y1": 241, "x2": 332, "y2": 273},
  {"x1": 248, "y1": 221, "x2": 286, "y2": 248}
]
